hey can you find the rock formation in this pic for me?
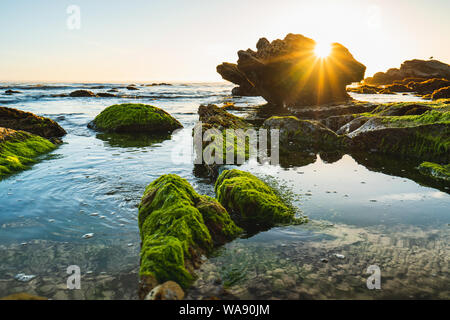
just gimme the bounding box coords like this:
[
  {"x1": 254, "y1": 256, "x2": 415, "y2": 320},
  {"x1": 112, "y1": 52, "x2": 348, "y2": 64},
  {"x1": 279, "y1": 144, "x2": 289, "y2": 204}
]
[
  {"x1": 0, "y1": 106, "x2": 66, "y2": 139},
  {"x1": 88, "y1": 103, "x2": 183, "y2": 134},
  {"x1": 217, "y1": 33, "x2": 366, "y2": 107},
  {"x1": 364, "y1": 59, "x2": 450, "y2": 85}
]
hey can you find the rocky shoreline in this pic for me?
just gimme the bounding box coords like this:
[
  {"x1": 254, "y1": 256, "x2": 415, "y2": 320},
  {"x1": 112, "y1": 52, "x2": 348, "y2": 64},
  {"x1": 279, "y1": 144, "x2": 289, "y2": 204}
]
[{"x1": 0, "y1": 33, "x2": 449, "y2": 301}]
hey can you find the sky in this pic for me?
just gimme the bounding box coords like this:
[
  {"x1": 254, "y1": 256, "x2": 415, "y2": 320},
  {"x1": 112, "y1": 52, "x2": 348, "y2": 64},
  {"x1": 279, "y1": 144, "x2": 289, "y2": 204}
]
[{"x1": 0, "y1": 0, "x2": 449, "y2": 82}]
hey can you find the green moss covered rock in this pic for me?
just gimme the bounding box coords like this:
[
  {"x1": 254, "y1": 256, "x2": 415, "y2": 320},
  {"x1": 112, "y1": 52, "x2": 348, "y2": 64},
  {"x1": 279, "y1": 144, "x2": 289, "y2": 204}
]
[
  {"x1": 89, "y1": 103, "x2": 183, "y2": 134},
  {"x1": 0, "y1": 127, "x2": 56, "y2": 180},
  {"x1": 194, "y1": 104, "x2": 252, "y2": 178},
  {"x1": 138, "y1": 174, "x2": 241, "y2": 296},
  {"x1": 263, "y1": 116, "x2": 349, "y2": 152},
  {"x1": 215, "y1": 169, "x2": 304, "y2": 230},
  {"x1": 418, "y1": 162, "x2": 450, "y2": 181},
  {"x1": 347, "y1": 102, "x2": 450, "y2": 162}
]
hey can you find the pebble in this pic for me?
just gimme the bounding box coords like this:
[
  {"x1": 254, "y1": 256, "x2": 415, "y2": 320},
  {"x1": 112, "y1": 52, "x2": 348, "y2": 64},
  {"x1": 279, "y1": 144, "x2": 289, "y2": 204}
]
[
  {"x1": 320, "y1": 258, "x2": 328, "y2": 263},
  {"x1": 48, "y1": 219, "x2": 55, "y2": 223},
  {"x1": 335, "y1": 254, "x2": 345, "y2": 259},
  {"x1": 90, "y1": 213, "x2": 99, "y2": 217},
  {"x1": 82, "y1": 233, "x2": 94, "y2": 239},
  {"x1": 99, "y1": 216, "x2": 106, "y2": 219},
  {"x1": 127, "y1": 243, "x2": 133, "y2": 247},
  {"x1": 14, "y1": 273, "x2": 36, "y2": 282}
]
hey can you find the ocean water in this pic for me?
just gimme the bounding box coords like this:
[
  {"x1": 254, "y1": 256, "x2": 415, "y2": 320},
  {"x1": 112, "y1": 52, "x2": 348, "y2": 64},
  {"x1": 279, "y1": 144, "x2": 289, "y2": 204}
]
[{"x1": 0, "y1": 83, "x2": 448, "y2": 300}]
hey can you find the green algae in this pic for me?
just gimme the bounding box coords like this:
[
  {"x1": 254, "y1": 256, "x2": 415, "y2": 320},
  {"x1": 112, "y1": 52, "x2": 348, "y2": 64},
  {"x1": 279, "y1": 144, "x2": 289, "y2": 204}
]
[
  {"x1": 418, "y1": 162, "x2": 450, "y2": 181},
  {"x1": 0, "y1": 130, "x2": 56, "y2": 180},
  {"x1": 349, "y1": 101, "x2": 450, "y2": 162},
  {"x1": 91, "y1": 103, "x2": 183, "y2": 133},
  {"x1": 138, "y1": 174, "x2": 242, "y2": 289},
  {"x1": 215, "y1": 169, "x2": 305, "y2": 230}
]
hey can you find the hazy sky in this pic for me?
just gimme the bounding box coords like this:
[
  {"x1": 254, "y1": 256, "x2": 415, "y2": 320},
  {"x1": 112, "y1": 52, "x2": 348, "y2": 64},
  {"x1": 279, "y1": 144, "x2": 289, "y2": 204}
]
[{"x1": 1, "y1": 0, "x2": 449, "y2": 82}]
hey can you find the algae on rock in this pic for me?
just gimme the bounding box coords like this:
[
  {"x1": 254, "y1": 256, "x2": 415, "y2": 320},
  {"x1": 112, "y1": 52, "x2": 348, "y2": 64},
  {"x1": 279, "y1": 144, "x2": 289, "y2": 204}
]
[
  {"x1": 138, "y1": 174, "x2": 242, "y2": 297},
  {"x1": 89, "y1": 103, "x2": 183, "y2": 134},
  {"x1": 0, "y1": 127, "x2": 57, "y2": 180},
  {"x1": 418, "y1": 162, "x2": 450, "y2": 181},
  {"x1": 215, "y1": 169, "x2": 306, "y2": 230}
]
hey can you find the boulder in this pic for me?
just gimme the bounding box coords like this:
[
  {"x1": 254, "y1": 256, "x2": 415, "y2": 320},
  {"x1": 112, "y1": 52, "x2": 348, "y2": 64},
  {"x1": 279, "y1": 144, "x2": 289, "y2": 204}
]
[
  {"x1": 5, "y1": 90, "x2": 21, "y2": 94},
  {"x1": 383, "y1": 83, "x2": 413, "y2": 93},
  {"x1": 347, "y1": 85, "x2": 380, "y2": 94},
  {"x1": 197, "y1": 104, "x2": 249, "y2": 131},
  {"x1": 0, "y1": 106, "x2": 66, "y2": 139},
  {"x1": 263, "y1": 116, "x2": 349, "y2": 151},
  {"x1": 215, "y1": 169, "x2": 305, "y2": 230},
  {"x1": 194, "y1": 104, "x2": 251, "y2": 178},
  {"x1": 145, "y1": 281, "x2": 185, "y2": 300},
  {"x1": 432, "y1": 86, "x2": 450, "y2": 100},
  {"x1": 0, "y1": 127, "x2": 57, "y2": 180},
  {"x1": 410, "y1": 78, "x2": 450, "y2": 95},
  {"x1": 96, "y1": 92, "x2": 116, "y2": 98},
  {"x1": 365, "y1": 59, "x2": 450, "y2": 85},
  {"x1": 348, "y1": 115, "x2": 449, "y2": 162},
  {"x1": 138, "y1": 174, "x2": 242, "y2": 298},
  {"x1": 218, "y1": 33, "x2": 366, "y2": 107},
  {"x1": 88, "y1": 103, "x2": 183, "y2": 134},
  {"x1": 69, "y1": 90, "x2": 96, "y2": 97}
]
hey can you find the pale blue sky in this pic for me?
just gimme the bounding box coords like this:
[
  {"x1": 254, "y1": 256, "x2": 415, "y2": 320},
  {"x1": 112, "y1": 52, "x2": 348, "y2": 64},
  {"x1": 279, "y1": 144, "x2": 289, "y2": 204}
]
[{"x1": 1, "y1": 0, "x2": 449, "y2": 82}]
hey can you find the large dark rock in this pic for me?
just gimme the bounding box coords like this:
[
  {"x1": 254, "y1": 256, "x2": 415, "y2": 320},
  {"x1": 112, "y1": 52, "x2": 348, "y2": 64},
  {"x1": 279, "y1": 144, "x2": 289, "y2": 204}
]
[
  {"x1": 365, "y1": 59, "x2": 450, "y2": 85},
  {"x1": 69, "y1": 90, "x2": 96, "y2": 97},
  {"x1": 0, "y1": 106, "x2": 66, "y2": 139},
  {"x1": 217, "y1": 34, "x2": 366, "y2": 107}
]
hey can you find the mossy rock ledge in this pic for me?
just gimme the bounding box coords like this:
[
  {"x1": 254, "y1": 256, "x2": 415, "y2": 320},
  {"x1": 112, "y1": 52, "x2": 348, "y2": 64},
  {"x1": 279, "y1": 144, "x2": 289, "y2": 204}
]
[
  {"x1": 0, "y1": 127, "x2": 57, "y2": 180},
  {"x1": 88, "y1": 103, "x2": 183, "y2": 134},
  {"x1": 215, "y1": 169, "x2": 306, "y2": 230},
  {"x1": 138, "y1": 174, "x2": 242, "y2": 299},
  {"x1": 263, "y1": 116, "x2": 350, "y2": 152},
  {"x1": 194, "y1": 104, "x2": 252, "y2": 178}
]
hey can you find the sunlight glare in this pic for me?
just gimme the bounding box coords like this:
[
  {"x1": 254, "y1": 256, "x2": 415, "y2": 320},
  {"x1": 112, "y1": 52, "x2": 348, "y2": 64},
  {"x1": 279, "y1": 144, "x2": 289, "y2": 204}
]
[{"x1": 314, "y1": 42, "x2": 332, "y2": 58}]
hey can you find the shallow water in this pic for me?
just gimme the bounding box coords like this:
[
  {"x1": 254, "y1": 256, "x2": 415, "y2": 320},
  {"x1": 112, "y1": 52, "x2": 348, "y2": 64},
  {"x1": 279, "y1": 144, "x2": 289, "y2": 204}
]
[{"x1": 0, "y1": 84, "x2": 448, "y2": 299}]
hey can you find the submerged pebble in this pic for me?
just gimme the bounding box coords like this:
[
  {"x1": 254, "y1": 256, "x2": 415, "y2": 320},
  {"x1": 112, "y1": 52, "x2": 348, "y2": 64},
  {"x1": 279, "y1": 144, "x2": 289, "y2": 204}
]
[
  {"x1": 14, "y1": 273, "x2": 36, "y2": 282},
  {"x1": 82, "y1": 233, "x2": 94, "y2": 239}
]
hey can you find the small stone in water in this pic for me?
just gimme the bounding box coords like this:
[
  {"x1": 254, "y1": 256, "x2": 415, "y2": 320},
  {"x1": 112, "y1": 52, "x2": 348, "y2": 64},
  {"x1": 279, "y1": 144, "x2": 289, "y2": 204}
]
[
  {"x1": 335, "y1": 254, "x2": 345, "y2": 259},
  {"x1": 127, "y1": 243, "x2": 133, "y2": 247},
  {"x1": 90, "y1": 213, "x2": 99, "y2": 217},
  {"x1": 21, "y1": 242, "x2": 27, "y2": 246},
  {"x1": 48, "y1": 219, "x2": 55, "y2": 223},
  {"x1": 99, "y1": 216, "x2": 106, "y2": 219},
  {"x1": 82, "y1": 233, "x2": 94, "y2": 239},
  {"x1": 320, "y1": 258, "x2": 328, "y2": 263},
  {"x1": 14, "y1": 273, "x2": 36, "y2": 282}
]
